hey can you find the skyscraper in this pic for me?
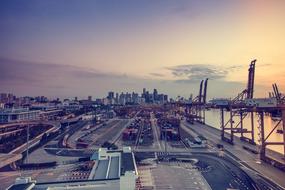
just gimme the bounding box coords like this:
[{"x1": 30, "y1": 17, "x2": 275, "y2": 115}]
[
  {"x1": 153, "y1": 89, "x2": 158, "y2": 101},
  {"x1": 108, "y1": 91, "x2": 114, "y2": 100}
]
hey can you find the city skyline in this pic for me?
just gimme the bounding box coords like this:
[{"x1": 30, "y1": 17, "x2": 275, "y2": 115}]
[
  {"x1": 1, "y1": 0, "x2": 285, "y2": 99},
  {"x1": 0, "y1": 87, "x2": 169, "y2": 104}
]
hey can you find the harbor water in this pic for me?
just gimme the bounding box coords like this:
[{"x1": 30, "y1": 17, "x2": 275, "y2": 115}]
[{"x1": 205, "y1": 109, "x2": 284, "y2": 155}]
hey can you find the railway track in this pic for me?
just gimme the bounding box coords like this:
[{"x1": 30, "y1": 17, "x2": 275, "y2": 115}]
[{"x1": 110, "y1": 119, "x2": 133, "y2": 145}]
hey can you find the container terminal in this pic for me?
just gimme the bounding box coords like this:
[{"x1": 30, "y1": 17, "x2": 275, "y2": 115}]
[{"x1": 0, "y1": 60, "x2": 285, "y2": 190}]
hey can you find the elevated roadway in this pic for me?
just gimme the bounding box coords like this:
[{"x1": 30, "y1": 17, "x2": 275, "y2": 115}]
[{"x1": 0, "y1": 120, "x2": 60, "y2": 169}]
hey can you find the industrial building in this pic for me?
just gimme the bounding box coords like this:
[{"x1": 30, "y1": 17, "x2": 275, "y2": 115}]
[
  {"x1": 7, "y1": 147, "x2": 138, "y2": 190},
  {"x1": 0, "y1": 108, "x2": 40, "y2": 123}
]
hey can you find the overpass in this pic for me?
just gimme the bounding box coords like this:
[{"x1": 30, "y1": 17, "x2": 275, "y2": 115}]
[{"x1": 0, "y1": 120, "x2": 60, "y2": 169}]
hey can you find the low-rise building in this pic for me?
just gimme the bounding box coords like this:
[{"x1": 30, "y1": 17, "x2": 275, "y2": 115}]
[
  {"x1": 7, "y1": 147, "x2": 138, "y2": 190},
  {"x1": 89, "y1": 146, "x2": 138, "y2": 190},
  {"x1": 57, "y1": 100, "x2": 82, "y2": 111},
  {"x1": 0, "y1": 108, "x2": 39, "y2": 123}
]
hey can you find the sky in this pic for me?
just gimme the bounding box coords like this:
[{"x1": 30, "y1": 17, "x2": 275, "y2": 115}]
[{"x1": 0, "y1": 0, "x2": 284, "y2": 99}]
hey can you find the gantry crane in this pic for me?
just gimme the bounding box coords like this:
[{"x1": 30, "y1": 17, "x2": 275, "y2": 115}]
[
  {"x1": 186, "y1": 78, "x2": 208, "y2": 124},
  {"x1": 217, "y1": 59, "x2": 285, "y2": 170},
  {"x1": 220, "y1": 60, "x2": 256, "y2": 144}
]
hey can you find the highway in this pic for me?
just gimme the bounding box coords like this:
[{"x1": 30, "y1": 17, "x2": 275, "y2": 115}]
[
  {"x1": 0, "y1": 121, "x2": 61, "y2": 168},
  {"x1": 22, "y1": 120, "x2": 88, "y2": 164},
  {"x1": 10, "y1": 122, "x2": 60, "y2": 154}
]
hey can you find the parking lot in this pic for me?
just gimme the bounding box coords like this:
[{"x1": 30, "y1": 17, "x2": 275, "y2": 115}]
[{"x1": 152, "y1": 162, "x2": 211, "y2": 190}]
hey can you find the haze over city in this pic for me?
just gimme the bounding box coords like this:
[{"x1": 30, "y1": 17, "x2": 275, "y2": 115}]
[{"x1": 1, "y1": 0, "x2": 285, "y2": 99}]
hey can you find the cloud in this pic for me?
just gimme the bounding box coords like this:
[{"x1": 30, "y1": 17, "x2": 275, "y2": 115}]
[
  {"x1": 166, "y1": 64, "x2": 242, "y2": 83},
  {"x1": 0, "y1": 57, "x2": 266, "y2": 99},
  {"x1": 149, "y1": 72, "x2": 165, "y2": 77},
  {"x1": 0, "y1": 57, "x2": 127, "y2": 86},
  {"x1": 71, "y1": 68, "x2": 127, "y2": 79},
  {"x1": 258, "y1": 63, "x2": 271, "y2": 67}
]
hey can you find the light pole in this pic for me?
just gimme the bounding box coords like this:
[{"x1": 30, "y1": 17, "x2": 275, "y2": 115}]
[{"x1": 164, "y1": 130, "x2": 167, "y2": 154}]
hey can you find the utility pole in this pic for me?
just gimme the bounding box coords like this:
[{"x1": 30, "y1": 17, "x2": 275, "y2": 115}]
[{"x1": 26, "y1": 124, "x2": 29, "y2": 163}]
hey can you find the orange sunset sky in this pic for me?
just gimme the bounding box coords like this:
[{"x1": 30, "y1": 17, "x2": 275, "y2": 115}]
[{"x1": 0, "y1": 0, "x2": 284, "y2": 99}]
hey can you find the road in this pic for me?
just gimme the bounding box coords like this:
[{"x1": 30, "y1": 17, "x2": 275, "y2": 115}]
[
  {"x1": 150, "y1": 112, "x2": 163, "y2": 151},
  {"x1": 0, "y1": 121, "x2": 60, "y2": 168},
  {"x1": 9, "y1": 121, "x2": 60, "y2": 154},
  {"x1": 182, "y1": 120, "x2": 285, "y2": 189}
]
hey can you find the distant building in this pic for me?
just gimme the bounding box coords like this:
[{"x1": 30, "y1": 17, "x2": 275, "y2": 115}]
[
  {"x1": 114, "y1": 93, "x2": 118, "y2": 104},
  {"x1": 244, "y1": 98, "x2": 277, "y2": 108},
  {"x1": 0, "y1": 108, "x2": 40, "y2": 123},
  {"x1": 58, "y1": 100, "x2": 82, "y2": 111},
  {"x1": 35, "y1": 96, "x2": 48, "y2": 103},
  {"x1": 108, "y1": 91, "x2": 115, "y2": 100},
  {"x1": 80, "y1": 99, "x2": 93, "y2": 108},
  {"x1": 8, "y1": 93, "x2": 15, "y2": 103},
  {"x1": 0, "y1": 93, "x2": 8, "y2": 103},
  {"x1": 119, "y1": 93, "x2": 126, "y2": 105},
  {"x1": 131, "y1": 92, "x2": 139, "y2": 104},
  {"x1": 0, "y1": 93, "x2": 15, "y2": 103},
  {"x1": 99, "y1": 88, "x2": 170, "y2": 105},
  {"x1": 209, "y1": 98, "x2": 231, "y2": 106},
  {"x1": 30, "y1": 103, "x2": 62, "y2": 120},
  {"x1": 88, "y1": 96, "x2": 92, "y2": 101},
  {"x1": 153, "y1": 88, "x2": 158, "y2": 101},
  {"x1": 16, "y1": 96, "x2": 32, "y2": 106},
  {"x1": 95, "y1": 98, "x2": 103, "y2": 104},
  {"x1": 138, "y1": 97, "x2": 145, "y2": 104},
  {"x1": 102, "y1": 98, "x2": 109, "y2": 105},
  {"x1": 163, "y1": 94, "x2": 168, "y2": 102}
]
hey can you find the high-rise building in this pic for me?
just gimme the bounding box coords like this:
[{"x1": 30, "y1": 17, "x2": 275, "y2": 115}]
[
  {"x1": 115, "y1": 93, "x2": 119, "y2": 104},
  {"x1": 164, "y1": 95, "x2": 168, "y2": 102},
  {"x1": 119, "y1": 93, "x2": 126, "y2": 105},
  {"x1": 145, "y1": 91, "x2": 150, "y2": 103},
  {"x1": 35, "y1": 96, "x2": 48, "y2": 103},
  {"x1": 88, "y1": 96, "x2": 92, "y2": 101},
  {"x1": 7, "y1": 93, "x2": 14, "y2": 103},
  {"x1": 0, "y1": 93, "x2": 7, "y2": 103},
  {"x1": 132, "y1": 92, "x2": 139, "y2": 104},
  {"x1": 142, "y1": 88, "x2": 146, "y2": 100},
  {"x1": 153, "y1": 89, "x2": 158, "y2": 101},
  {"x1": 108, "y1": 91, "x2": 114, "y2": 100},
  {"x1": 126, "y1": 93, "x2": 132, "y2": 103}
]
